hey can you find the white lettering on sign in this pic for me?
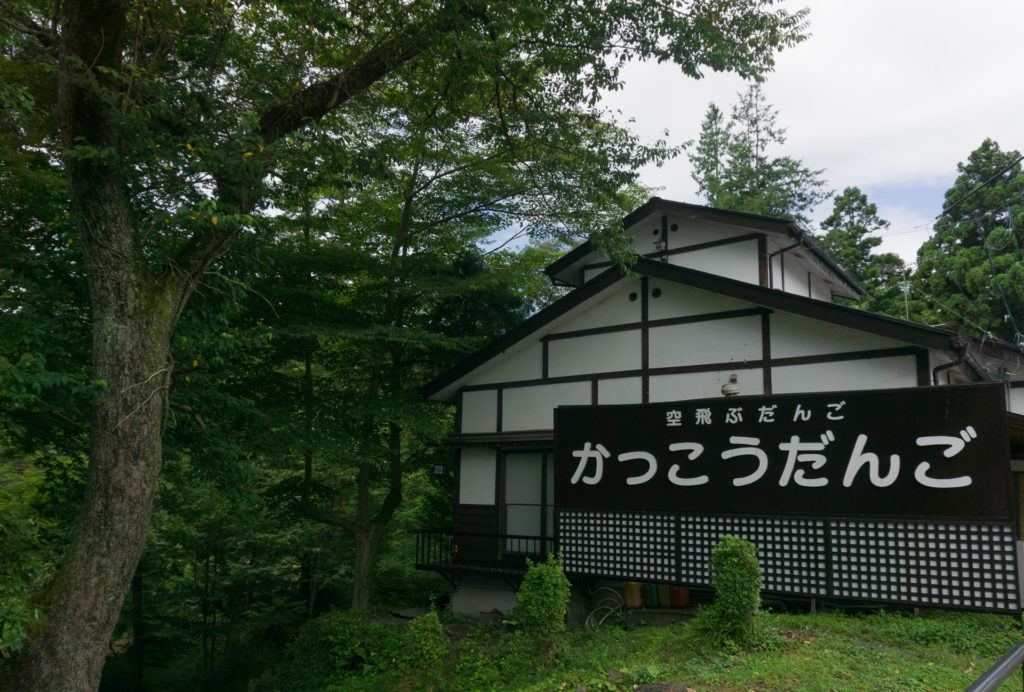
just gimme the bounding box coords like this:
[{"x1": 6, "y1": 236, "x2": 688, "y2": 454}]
[{"x1": 569, "y1": 427, "x2": 979, "y2": 490}]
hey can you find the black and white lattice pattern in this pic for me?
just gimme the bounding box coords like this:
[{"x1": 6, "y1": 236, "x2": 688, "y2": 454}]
[
  {"x1": 678, "y1": 515, "x2": 828, "y2": 596},
  {"x1": 558, "y1": 510, "x2": 675, "y2": 582},
  {"x1": 830, "y1": 521, "x2": 1019, "y2": 612}
]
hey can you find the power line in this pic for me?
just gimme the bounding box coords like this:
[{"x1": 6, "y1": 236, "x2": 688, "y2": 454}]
[
  {"x1": 866, "y1": 159, "x2": 1024, "y2": 240},
  {"x1": 940, "y1": 152, "x2": 1024, "y2": 217},
  {"x1": 877, "y1": 188, "x2": 1024, "y2": 244}
]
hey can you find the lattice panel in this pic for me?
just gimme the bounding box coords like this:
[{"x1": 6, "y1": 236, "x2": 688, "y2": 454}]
[
  {"x1": 559, "y1": 509, "x2": 675, "y2": 582},
  {"x1": 557, "y1": 509, "x2": 1021, "y2": 613},
  {"x1": 678, "y1": 515, "x2": 828, "y2": 596},
  {"x1": 831, "y1": 520, "x2": 1020, "y2": 612}
]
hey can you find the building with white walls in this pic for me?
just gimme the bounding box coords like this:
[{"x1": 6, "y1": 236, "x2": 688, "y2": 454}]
[{"x1": 417, "y1": 198, "x2": 1024, "y2": 617}]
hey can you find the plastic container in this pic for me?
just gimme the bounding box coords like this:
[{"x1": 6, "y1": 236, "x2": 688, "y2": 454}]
[
  {"x1": 657, "y1": 584, "x2": 672, "y2": 608},
  {"x1": 643, "y1": 582, "x2": 659, "y2": 608},
  {"x1": 670, "y1": 586, "x2": 690, "y2": 608},
  {"x1": 623, "y1": 581, "x2": 643, "y2": 609}
]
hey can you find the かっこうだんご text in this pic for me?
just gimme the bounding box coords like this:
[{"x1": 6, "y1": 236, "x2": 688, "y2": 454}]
[{"x1": 569, "y1": 426, "x2": 978, "y2": 491}]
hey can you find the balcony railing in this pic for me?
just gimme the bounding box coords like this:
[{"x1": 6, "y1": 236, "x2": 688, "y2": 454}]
[{"x1": 415, "y1": 529, "x2": 555, "y2": 573}]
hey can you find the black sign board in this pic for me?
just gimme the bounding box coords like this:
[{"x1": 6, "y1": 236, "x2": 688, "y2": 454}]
[{"x1": 554, "y1": 384, "x2": 1013, "y2": 520}]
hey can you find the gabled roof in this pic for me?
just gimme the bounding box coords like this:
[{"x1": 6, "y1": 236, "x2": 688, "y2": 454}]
[
  {"x1": 544, "y1": 197, "x2": 866, "y2": 296},
  {"x1": 422, "y1": 257, "x2": 957, "y2": 401}
]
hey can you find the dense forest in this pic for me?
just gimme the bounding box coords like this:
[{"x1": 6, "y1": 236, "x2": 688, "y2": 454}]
[{"x1": 1, "y1": 0, "x2": 1022, "y2": 690}]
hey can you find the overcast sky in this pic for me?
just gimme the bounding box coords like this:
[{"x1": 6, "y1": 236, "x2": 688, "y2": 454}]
[{"x1": 600, "y1": 0, "x2": 1024, "y2": 263}]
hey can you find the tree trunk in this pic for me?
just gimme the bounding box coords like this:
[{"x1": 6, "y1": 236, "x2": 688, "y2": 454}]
[
  {"x1": 16, "y1": 2, "x2": 178, "y2": 683},
  {"x1": 351, "y1": 529, "x2": 377, "y2": 611},
  {"x1": 16, "y1": 283, "x2": 174, "y2": 690},
  {"x1": 350, "y1": 422, "x2": 403, "y2": 610}
]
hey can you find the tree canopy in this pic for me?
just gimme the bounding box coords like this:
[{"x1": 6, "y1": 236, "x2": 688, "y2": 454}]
[
  {"x1": 913, "y1": 139, "x2": 1024, "y2": 344},
  {"x1": 1, "y1": 0, "x2": 812, "y2": 688},
  {"x1": 819, "y1": 186, "x2": 908, "y2": 318},
  {"x1": 690, "y1": 83, "x2": 828, "y2": 221}
]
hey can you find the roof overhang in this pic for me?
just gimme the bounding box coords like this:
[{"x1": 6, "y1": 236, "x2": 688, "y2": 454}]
[
  {"x1": 422, "y1": 258, "x2": 956, "y2": 402},
  {"x1": 544, "y1": 197, "x2": 866, "y2": 297}
]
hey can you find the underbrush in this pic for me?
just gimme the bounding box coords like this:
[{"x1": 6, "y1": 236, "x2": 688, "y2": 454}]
[{"x1": 253, "y1": 607, "x2": 1020, "y2": 691}]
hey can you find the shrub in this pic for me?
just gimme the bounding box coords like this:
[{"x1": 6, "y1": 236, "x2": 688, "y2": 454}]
[
  {"x1": 450, "y1": 643, "x2": 502, "y2": 691},
  {"x1": 405, "y1": 610, "x2": 448, "y2": 671},
  {"x1": 252, "y1": 610, "x2": 406, "y2": 690},
  {"x1": 690, "y1": 535, "x2": 762, "y2": 649},
  {"x1": 510, "y1": 553, "x2": 571, "y2": 663}
]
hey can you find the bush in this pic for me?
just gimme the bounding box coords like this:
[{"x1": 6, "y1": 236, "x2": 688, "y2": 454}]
[
  {"x1": 253, "y1": 611, "x2": 406, "y2": 690},
  {"x1": 509, "y1": 553, "x2": 571, "y2": 663},
  {"x1": 405, "y1": 610, "x2": 448, "y2": 671},
  {"x1": 690, "y1": 535, "x2": 762, "y2": 649}
]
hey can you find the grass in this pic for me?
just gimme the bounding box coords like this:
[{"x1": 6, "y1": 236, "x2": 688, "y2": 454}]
[{"x1": 333, "y1": 608, "x2": 1024, "y2": 691}]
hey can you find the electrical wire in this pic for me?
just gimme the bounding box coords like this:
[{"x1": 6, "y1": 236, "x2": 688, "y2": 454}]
[{"x1": 941, "y1": 152, "x2": 1024, "y2": 217}]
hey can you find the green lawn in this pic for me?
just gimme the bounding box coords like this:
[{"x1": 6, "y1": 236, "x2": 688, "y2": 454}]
[{"x1": 333, "y1": 609, "x2": 1023, "y2": 691}]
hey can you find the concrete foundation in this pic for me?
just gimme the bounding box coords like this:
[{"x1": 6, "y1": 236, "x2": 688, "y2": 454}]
[
  {"x1": 450, "y1": 575, "x2": 518, "y2": 618},
  {"x1": 449, "y1": 574, "x2": 590, "y2": 623}
]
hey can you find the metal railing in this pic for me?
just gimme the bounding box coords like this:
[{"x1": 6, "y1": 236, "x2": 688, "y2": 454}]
[
  {"x1": 415, "y1": 529, "x2": 456, "y2": 569},
  {"x1": 967, "y1": 640, "x2": 1024, "y2": 691},
  {"x1": 415, "y1": 529, "x2": 554, "y2": 571}
]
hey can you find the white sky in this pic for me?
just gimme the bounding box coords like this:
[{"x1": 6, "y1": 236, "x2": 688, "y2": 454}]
[{"x1": 600, "y1": 0, "x2": 1024, "y2": 263}]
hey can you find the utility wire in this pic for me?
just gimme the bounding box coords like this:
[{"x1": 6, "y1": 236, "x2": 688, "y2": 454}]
[
  {"x1": 867, "y1": 159, "x2": 1024, "y2": 239},
  {"x1": 940, "y1": 152, "x2": 1024, "y2": 217}
]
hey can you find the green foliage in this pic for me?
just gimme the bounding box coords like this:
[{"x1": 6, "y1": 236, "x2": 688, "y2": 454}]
[
  {"x1": 0, "y1": 459, "x2": 50, "y2": 656},
  {"x1": 405, "y1": 610, "x2": 448, "y2": 672},
  {"x1": 2, "y1": 0, "x2": 813, "y2": 683},
  {"x1": 819, "y1": 186, "x2": 910, "y2": 318},
  {"x1": 254, "y1": 611, "x2": 407, "y2": 690},
  {"x1": 510, "y1": 553, "x2": 572, "y2": 663},
  {"x1": 450, "y1": 641, "x2": 504, "y2": 691},
  {"x1": 783, "y1": 610, "x2": 1020, "y2": 659},
  {"x1": 254, "y1": 608, "x2": 448, "y2": 690},
  {"x1": 690, "y1": 84, "x2": 829, "y2": 222},
  {"x1": 691, "y1": 535, "x2": 762, "y2": 650},
  {"x1": 269, "y1": 609, "x2": 1017, "y2": 691},
  {"x1": 914, "y1": 139, "x2": 1024, "y2": 342}
]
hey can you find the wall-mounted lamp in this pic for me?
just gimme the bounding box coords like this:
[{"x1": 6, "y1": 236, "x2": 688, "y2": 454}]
[{"x1": 721, "y1": 373, "x2": 740, "y2": 397}]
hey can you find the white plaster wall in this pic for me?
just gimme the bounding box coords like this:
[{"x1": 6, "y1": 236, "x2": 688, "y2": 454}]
[
  {"x1": 552, "y1": 280, "x2": 641, "y2": 332},
  {"x1": 771, "y1": 254, "x2": 783, "y2": 290},
  {"x1": 649, "y1": 315, "x2": 762, "y2": 369},
  {"x1": 647, "y1": 282, "x2": 754, "y2": 321},
  {"x1": 548, "y1": 330, "x2": 642, "y2": 377},
  {"x1": 502, "y1": 381, "x2": 592, "y2": 430},
  {"x1": 650, "y1": 368, "x2": 764, "y2": 403},
  {"x1": 771, "y1": 312, "x2": 903, "y2": 359},
  {"x1": 771, "y1": 355, "x2": 918, "y2": 394},
  {"x1": 782, "y1": 257, "x2": 809, "y2": 297},
  {"x1": 598, "y1": 377, "x2": 642, "y2": 404},
  {"x1": 459, "y1": 447, "x2": 496, "y2": 505},
  {"x1": 663, "y1": 219, "x2": 754, "y2": 251},
  {"x1": 811, "y1": 276, "x2": 833, "y2": 302},
  {"x1": 583, "y1": 267, "x2": 606, "y2": 283},
  {"x1": 670, "y1": 238, "x2": 760, "y2": 284},
  {"x1": 472, "y1": 342, "x2": 543, "y2": 385},
  {"x1": 460, "y1": 389, "x2": 498, "y2": 434},
  {"x1": 1010, "y1": 388, "x2": 1024, "y2": 416}
]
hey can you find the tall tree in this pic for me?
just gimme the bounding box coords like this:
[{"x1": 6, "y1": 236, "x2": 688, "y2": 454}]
[
  {"x1": 690, "y1": 83, "x2": 828, "y2": 221},
  {"x1": 1, "y1": 1, "x2": 809, "y2": 687},
  {"x1": 914, "y1": 139, "x2": 1024, "y2": 343},
  {"x1": 819, "y1": 186, "x2": 909, "y2": 318}
]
